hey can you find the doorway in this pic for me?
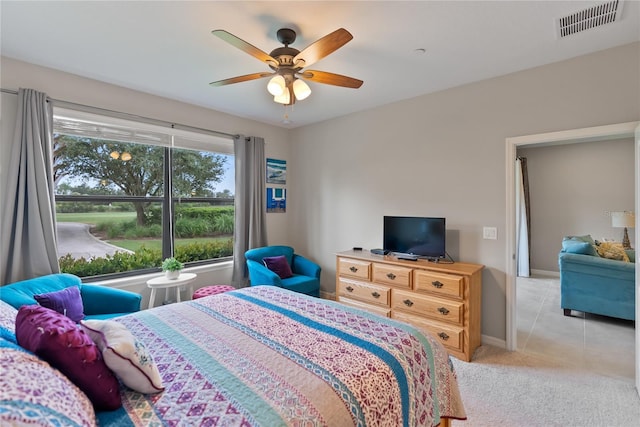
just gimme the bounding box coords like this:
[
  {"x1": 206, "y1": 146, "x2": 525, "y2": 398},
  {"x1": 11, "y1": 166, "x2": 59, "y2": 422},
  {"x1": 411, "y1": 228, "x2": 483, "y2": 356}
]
[{"x1": 505, "y1": 121, "x2": 640, "y2": 390}]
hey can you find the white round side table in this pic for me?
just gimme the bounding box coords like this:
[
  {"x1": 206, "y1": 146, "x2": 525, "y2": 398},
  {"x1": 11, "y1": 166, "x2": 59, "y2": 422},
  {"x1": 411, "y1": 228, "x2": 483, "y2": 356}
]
[{"x1": 147, "y1": 272, "x2": 197, "y2": 308}]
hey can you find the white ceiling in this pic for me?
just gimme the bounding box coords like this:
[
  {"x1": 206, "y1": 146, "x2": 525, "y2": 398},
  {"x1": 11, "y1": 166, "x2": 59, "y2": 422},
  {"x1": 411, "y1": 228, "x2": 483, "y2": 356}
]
[{"x1": 2, "y1": 1, "x2": 639, "y2": 128}]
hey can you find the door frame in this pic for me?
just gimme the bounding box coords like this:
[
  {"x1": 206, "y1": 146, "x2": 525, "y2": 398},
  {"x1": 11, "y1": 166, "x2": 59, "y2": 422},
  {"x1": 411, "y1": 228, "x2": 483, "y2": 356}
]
[{"x1": 505, "y1": 121, "x2": 640, "y2": 389}]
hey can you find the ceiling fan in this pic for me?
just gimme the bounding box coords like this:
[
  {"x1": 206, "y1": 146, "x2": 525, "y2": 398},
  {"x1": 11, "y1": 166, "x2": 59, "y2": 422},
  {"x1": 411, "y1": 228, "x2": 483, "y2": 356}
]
[{"x1": 210, "y1": 27, "x2": 363, "y2": 105}]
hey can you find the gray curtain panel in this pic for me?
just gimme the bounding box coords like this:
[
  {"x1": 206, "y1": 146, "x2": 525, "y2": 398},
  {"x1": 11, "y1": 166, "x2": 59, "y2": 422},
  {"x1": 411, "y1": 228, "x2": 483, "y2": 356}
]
[
  {"x1": 232, "y1": 135, "x2": 267, "y2": 286},
  {"x1": 1, "y1": 88, "x2": 60, "y2": 284}
]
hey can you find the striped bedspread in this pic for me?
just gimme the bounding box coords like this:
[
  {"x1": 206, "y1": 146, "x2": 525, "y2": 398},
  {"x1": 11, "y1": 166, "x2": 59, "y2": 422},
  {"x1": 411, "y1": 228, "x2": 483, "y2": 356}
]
[{"x1": 97, "y1": 286, "x2": 466, "y2": 426}]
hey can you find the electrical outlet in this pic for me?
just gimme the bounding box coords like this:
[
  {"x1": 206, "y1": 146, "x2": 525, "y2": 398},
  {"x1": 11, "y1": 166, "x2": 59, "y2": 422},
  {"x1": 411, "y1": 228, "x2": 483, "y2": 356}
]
[{"x1": 483, "y1": 227, "x2": 498, "y2": 240}]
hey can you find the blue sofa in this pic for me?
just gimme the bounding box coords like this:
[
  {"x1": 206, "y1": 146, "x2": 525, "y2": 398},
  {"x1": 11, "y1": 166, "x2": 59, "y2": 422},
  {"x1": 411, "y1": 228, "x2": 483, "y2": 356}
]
[
  {"x1": 245, "y1": 245, "x2": 321, "y2": 297},
  {"x1": 0, "y1": 273, "x2": 141, "y2": 320},
  {"x1": 559, "y1": 239, "x2": 635, "y2": 321}
]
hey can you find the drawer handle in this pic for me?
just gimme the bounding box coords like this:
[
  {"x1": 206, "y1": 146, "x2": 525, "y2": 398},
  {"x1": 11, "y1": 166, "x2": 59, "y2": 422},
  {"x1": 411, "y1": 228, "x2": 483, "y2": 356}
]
[
  {"x1": 438, "y1": 332, "x2": 450, "y2": 341},
  {"x1": 403, "y1": 299, "x2": 414, "y2": 307},
  {"x1": 386, "y1": 273, "x2": 396, "y2": 280},
  {"x1": 431, "y1": 280, "x2": 444, "y2": 288},
  {"x1": 346, "y1": 286, "x2": 354, "y2": 292},
  {"x1": 438, "y1": 307, "x2": 450, "y2": 315},
  {"x1": 371, "y1": 291, "x2": 381, "y2": 298},
  {"x1": 349, "y1": 266, "x2": 358, "y2": 273}
]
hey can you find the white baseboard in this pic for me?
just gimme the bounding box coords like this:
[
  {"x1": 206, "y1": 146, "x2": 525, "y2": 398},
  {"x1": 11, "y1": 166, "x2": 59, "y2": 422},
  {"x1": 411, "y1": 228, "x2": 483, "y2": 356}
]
[
  {"x1": 482, "y1": 334, "x2": 506, "y2": 349},
  {"x1": 321, "y1": 291, "x2": 336, "y2": 301},
  {"x1": 530, "y1": 269, "x2": 560, "y2": 278}
]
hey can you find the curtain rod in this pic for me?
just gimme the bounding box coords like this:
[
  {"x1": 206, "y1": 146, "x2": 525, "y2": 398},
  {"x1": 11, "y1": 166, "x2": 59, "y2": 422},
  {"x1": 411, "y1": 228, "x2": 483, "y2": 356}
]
[{"x1": 1, "y1": 88, "x2": 238, "y2": 140}]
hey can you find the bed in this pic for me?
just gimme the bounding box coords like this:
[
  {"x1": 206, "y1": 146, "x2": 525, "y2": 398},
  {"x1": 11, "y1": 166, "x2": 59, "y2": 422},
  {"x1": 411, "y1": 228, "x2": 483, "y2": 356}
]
[{"x1": 96, "y1": 286, "x2": 466, "y2": 426}]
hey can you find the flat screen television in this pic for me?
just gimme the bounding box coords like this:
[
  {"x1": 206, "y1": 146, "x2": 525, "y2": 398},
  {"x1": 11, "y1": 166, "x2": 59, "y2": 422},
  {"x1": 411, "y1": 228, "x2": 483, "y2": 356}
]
[{"x1": 383, "y1": 216, "x2": 446, "y2": 260}]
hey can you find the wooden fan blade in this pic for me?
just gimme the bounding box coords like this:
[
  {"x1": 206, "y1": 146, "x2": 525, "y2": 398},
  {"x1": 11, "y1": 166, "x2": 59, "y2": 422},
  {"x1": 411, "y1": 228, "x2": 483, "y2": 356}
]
[
  {"x1": 212, "y1": 30, "x2": 278, "y2": 66},
  {"x1": 293, "y1": 28, "x2": 353, "y2": 68},
  {"x1": 210, "y1": 72, "x2": 273, "y2": 87},
  {"x1": 300, "y1": 70, "x2": 363, "y2": 88}
]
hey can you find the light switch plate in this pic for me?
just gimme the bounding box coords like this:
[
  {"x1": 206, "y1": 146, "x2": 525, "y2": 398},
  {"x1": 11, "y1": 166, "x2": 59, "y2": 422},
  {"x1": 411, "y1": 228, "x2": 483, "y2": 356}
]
[{"x1": 483, "y1": 227, "x2": 498, "y2": 240}]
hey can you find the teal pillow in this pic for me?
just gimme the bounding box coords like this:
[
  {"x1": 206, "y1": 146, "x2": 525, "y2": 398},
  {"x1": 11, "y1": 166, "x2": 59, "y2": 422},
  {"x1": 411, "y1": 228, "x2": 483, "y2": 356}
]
[
  {"x1": 625, "y1": 250, "x2": 635, "y2": 263},
  {"x1": 561, "y1": 238, "x2": 598, "y2": 256},
  {"x1": 564, "y1": 234, "x2": 595, "y2": 245}
]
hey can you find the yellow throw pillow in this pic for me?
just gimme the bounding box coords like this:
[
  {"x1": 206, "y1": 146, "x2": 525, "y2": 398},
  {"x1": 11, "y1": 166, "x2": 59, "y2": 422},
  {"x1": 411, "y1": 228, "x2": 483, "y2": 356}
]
[{"x1": 595, "y1": 242, "x2": 630, "y2": 262}]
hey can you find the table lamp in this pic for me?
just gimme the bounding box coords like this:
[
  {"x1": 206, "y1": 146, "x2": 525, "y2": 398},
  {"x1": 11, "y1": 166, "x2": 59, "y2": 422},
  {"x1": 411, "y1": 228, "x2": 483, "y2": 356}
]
[{"x1": 611, "y1": 211, "x2": 635, "y2": 249}]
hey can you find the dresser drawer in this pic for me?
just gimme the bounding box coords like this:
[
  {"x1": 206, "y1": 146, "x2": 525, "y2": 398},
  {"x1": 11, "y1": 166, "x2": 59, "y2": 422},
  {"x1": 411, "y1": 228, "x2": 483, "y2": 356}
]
[
  {"x1": 339, "y1": 297, "x2": 391, "y2": 317},
  {"x1": 413, "y1": 270, "x2": 464, "y2": 300},
  {"x1": 393, "y1": 311, "x2": 464, "y2": 353},
  {"x1": 392, "y1": 290, "x2": 464, "y2": 325},
  {"x1": 338, "y1": 258, "x2": 371, "y2": 280},
  {"x1": 338, "y1": 278, "x2": 390, "y2": 307},
  {"x1": 372, "y1": 264, "x2": 412, "y2": 289}
]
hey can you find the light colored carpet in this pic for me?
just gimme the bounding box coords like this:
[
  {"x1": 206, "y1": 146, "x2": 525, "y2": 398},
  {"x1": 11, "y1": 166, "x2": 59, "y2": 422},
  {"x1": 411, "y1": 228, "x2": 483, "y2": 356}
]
[{"x1": 450, "y1": 345, "x2": 640, "y2": 427}]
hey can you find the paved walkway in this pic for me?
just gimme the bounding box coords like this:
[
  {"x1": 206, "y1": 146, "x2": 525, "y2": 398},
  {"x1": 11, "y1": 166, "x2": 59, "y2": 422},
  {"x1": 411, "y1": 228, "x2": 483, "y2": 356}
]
[{"x1": 57, "y1": 222, "x2": 131, "y2": 259}]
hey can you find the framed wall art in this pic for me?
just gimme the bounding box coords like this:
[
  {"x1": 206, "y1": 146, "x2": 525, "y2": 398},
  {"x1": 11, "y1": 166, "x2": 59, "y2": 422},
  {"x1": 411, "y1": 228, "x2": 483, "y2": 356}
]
[
  {"x1": 266, "y1": 158, "x2": 286, "y2": 184},
  {"x1": 266, "y1": 187, "x2": 286, "y2": 213}
]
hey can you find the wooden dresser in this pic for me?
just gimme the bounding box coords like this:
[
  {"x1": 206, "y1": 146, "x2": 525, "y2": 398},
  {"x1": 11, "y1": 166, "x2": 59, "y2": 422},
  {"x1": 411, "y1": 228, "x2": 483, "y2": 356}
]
[{"x1": 336, "y1": 250, "x2": 483, "y2": 362}]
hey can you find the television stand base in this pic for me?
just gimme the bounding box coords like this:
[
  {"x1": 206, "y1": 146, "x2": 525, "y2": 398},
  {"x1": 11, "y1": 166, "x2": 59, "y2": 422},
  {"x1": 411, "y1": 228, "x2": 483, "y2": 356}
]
[{"x1": 395, "y1": 254, "x2": 419, "y2": 261}]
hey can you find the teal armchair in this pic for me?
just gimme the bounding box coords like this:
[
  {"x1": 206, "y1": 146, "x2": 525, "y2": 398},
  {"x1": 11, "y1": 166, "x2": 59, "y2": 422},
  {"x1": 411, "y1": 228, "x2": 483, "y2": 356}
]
[
  {"x1": 245, "y1": 246, "x2": 321, "y2": 297},
  {"x1": 0, "y1": 273, "x2": 141, "y2": 320}
]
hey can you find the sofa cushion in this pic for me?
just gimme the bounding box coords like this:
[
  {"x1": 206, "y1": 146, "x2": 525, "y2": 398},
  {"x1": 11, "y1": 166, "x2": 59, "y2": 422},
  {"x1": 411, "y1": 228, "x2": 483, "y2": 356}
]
[
  {"x1": 595, "y1": 241, "x2": 630, "y2": 262},
  {"x1": 15, "y1": 305, "x2": 121, "y2": 410},
  {"x1": 561, "y1": 237, "x2": 598, "y2": 256},
  {"x1": 0, "y1": 347, "x2": 97, "y2": 426},
  {"x1": 263, "y1": 255, "x2": 294, "y2": 279},
  {"x1": 34, "y1": 286, "x2": 85, "y2": 322},
  {"x1": 81, "y1": 319, "x2": 164, "y2": 394}
]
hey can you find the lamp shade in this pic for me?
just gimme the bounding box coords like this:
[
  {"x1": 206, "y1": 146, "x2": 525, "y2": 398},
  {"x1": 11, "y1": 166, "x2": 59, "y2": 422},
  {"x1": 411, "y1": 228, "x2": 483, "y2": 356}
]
[
  {"x1": 273, "y1": 88, "x2": 291, "y2": 104},
  {"x1": 267, "y1": 75, "x2": 286, "y2": 96},
  {"x1": 292, "y1": 79, "x2": 311, "y2": 100},
  {"x1": 611, "y1": 211, "x2": 635, "y2": 228}
]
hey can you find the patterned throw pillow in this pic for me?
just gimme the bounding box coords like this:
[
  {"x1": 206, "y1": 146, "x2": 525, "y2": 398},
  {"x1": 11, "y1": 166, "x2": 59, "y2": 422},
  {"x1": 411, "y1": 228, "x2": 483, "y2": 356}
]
[
  {"x1": 0, "y1": 347, "x2": 96, "y2": 426},
  {"x1": 595, "y1": 242, "x2": 630, "y2": 262},
  {"x1": 34, "y1": 286, "x2": 85, "y2": 322},
  {"x1": 263, "y1": 255, "x2": 294, "y2": 279},
  {"x1": 81, "y1": 319, "x2": 164, "y2": 394},
  {"x1": 15, "y1": 305, "x2": 121, "y2": 410}
]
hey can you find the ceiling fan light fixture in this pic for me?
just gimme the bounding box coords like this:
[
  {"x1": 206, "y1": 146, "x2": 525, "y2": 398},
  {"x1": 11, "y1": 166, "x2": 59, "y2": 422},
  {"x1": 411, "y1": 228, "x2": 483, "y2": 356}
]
[
  {"x1": 274, "y1": 88, "x2": 291, "y2": 104},
  {"x1": 293, "y1": 79, "x2": 311, "y2": 101},
  {"x1": 267, "y1": 75, "x2": 286, "y2": 96}
]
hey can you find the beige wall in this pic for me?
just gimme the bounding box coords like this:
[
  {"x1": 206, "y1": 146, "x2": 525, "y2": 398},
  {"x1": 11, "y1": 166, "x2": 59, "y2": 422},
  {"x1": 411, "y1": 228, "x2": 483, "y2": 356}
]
[
  {"x1": 289, "y1": 42, "x2": 640, "y2": 341},
  {"x1": 518, "y1": 138, "x2": 635, "y2": 273},
  {"x1": 2, "y1": 43, "x2": 639, "y2": 341}
]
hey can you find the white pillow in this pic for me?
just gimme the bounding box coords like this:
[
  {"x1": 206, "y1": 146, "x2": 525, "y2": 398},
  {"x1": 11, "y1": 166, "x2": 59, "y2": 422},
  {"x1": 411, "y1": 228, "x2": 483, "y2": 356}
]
[{"x1": 81, "y1": 319, "x2": 164, "y2": 394}]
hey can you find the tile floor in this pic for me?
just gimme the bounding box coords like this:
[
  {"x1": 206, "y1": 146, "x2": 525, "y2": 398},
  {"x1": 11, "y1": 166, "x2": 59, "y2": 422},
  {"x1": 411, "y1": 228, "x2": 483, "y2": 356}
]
[{"x1": 516, "y1": 274, "x2": 635, "y2": 383}]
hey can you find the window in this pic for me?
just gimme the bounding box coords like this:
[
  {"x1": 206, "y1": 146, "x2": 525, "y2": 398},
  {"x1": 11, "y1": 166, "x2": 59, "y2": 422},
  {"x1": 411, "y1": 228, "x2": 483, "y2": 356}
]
[{"x1": 52, "y1": 107, "x2": 234, "y2": 279}]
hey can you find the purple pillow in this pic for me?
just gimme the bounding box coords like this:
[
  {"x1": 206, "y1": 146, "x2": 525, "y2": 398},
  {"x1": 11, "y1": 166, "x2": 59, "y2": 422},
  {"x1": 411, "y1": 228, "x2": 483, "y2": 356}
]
[
  {"x1": 263, "y1": 255, "x2": 293, "y2": 279},
  {"x1": 34, "y1": 286, "x2": 85, "y2": 323},
  {"x1": 15, "y1": 305, "x2": 121, "y2": 411}
]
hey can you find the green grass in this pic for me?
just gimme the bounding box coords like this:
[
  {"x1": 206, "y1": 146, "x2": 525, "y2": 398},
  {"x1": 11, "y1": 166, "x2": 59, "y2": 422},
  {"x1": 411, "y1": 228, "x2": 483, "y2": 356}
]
[
  {"x1": 109, "y1": 236, "x2": 229, "y2": 252},
  {"x1": 57, "y1": 211, "x2": 136, "y2": 224}
]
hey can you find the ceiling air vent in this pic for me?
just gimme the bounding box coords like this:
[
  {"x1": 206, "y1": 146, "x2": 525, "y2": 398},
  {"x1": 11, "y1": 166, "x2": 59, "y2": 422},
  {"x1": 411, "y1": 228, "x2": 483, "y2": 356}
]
[{"x1": 557, "y1": 0, "x2": 624, "y2": 38}]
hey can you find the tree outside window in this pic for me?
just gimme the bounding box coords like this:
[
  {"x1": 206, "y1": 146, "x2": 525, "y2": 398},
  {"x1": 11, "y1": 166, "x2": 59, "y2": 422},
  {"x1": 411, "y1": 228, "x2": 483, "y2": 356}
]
[{"x1": 53, "y1": 127, "x2": 235, "y2": 279}]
